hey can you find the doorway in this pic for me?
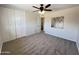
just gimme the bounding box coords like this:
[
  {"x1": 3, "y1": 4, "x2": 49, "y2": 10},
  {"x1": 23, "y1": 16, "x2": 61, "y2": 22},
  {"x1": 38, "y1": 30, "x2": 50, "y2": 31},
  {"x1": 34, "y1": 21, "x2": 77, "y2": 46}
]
[{"x1": 41, "y1": 17, "x2": 44, "y2": 31}]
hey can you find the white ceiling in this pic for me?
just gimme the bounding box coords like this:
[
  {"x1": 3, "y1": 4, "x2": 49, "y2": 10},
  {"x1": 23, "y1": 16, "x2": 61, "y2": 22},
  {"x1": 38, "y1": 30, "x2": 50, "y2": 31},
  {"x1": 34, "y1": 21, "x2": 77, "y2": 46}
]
[{"x1": 0, "y1": 4, "x2": 79, "y2": 11}]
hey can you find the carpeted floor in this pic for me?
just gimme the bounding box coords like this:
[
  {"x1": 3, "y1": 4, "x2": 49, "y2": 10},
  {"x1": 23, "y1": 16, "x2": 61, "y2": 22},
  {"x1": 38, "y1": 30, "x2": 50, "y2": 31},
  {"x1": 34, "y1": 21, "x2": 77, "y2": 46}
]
[{"x1": 1, "y1": 32, "x2": 79, "y2": 55}]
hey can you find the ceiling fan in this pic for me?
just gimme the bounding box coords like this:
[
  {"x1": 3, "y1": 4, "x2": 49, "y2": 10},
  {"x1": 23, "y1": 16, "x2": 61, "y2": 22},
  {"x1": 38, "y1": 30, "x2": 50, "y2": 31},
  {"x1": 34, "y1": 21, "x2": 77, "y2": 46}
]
[{"x1": 32, "y1": 4, "x2": 52, "y2": 13}]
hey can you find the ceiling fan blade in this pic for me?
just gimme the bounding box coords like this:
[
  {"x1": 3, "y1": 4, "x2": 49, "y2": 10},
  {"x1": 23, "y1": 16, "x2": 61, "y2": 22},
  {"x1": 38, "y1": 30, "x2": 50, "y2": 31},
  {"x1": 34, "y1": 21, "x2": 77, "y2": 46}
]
[
  {"x1": 33, "y1": 10, "x2": 39, "y2": 12},
  {"x1": 32, "y1": 6, "x2": 40, "y2": 9},
  {"x1": 45, "y1": 4, "x2": 51, "y2": 8},
  {"x1": 44, "y1": 9, "x2": 52, "y2": 11}
]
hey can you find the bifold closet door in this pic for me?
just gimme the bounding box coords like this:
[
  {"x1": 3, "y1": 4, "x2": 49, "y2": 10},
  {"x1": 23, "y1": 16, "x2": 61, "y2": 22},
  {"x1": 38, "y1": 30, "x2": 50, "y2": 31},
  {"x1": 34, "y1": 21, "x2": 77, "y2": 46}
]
[
  {"x1": 15, "y1": 10, "x2": 27, "y2": 38},
  {"x1": 0, "y1": 6, "x2": 41, "y2": 42},
  {"x1": 0, "y1": 7, "x2": 16, "y2": 42}
]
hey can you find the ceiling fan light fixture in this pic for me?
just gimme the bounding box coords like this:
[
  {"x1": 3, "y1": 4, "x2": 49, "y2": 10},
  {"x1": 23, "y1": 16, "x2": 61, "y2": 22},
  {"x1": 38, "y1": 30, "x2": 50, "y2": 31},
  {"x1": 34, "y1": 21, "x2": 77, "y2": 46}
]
[{"x1": 38, "y1": 10, "x2": 45, "y2": 15}]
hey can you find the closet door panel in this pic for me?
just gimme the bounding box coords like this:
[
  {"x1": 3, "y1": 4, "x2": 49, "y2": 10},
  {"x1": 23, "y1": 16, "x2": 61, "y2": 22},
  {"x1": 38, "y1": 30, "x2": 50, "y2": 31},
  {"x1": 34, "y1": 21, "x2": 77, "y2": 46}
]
[
  {"x1": 0, "y1": 8, "x2": 16, "y2": 42},
  {"x1": 15, "y1": 10, "x2": 26, "y2": 38}
]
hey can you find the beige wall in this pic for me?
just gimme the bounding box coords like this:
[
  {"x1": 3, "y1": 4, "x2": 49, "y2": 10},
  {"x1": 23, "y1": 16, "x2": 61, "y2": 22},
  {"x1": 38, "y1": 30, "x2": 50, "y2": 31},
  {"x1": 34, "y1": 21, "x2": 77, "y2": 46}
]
[
  {"x1": 0, "y1": 31, "x2": 2, "y2": 53},
  {"x1": 0, "y1": 6, "x2": 41, "y2": 52},
  {"x1": 0, "y1": 42, "x2": 2, "y2": 53},
  {"x1": 44, "y1": 6, "x2": 79, "y2": 48},
  {"x1": 0, "y1": 9, "x2": 2, "y2": 53},
  {"x1": 76, "y1": 15, "x2": 79, "y2": 51}
]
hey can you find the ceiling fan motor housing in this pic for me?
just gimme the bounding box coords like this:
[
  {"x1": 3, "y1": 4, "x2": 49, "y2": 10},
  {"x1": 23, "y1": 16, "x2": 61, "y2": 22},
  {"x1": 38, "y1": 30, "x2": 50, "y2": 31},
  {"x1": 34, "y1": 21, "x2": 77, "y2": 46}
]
[{"x1": 40, "y1": 7, "x2": 44, "y2": 12}]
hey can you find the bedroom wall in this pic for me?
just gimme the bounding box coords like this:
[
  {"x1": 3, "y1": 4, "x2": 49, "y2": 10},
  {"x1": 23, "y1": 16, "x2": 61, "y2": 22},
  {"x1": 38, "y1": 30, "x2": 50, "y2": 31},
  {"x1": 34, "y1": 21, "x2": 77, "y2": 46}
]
[
  {"x1": 44, "y1": 6, "x2": 79, "y2": 42},
  {"x1": 76, "y1": 16, "x2": 79, "y2": 51},
  {"x1": 0, "y1": 30, "x2": 2, "y2": 53},
  {"x1": 0, "y1": 41, "x2": 2, "y2": 53},
  {"x1": 0, "y1": 9, "x2": 2, "y2": 53},
  {"x1": 0, "y1": 6, "x2": 41, "y2": 43}
]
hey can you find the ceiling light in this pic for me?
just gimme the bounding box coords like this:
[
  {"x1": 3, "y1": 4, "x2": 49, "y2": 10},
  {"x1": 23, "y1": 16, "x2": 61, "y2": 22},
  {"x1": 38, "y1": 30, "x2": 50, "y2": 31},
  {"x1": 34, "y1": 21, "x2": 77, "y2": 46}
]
[{"x1": 38, "y1": 11, "x2": 45, "y2": 15}]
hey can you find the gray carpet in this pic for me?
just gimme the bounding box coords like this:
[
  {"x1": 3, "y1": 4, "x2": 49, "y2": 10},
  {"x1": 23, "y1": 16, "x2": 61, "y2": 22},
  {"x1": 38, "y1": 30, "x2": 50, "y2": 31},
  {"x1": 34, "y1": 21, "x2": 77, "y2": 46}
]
[{"x1": 1, "y1": 32, "x2": 79, "y2": 55}]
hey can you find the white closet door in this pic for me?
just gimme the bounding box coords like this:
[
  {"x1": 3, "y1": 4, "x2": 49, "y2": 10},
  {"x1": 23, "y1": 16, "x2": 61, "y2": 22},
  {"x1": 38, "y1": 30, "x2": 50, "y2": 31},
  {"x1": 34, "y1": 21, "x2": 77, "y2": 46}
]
[
  {"x1": 15, "y1": 10, "x2": 27, "y2": 38},
  {"x1": 0, "y1": 7, "x2": 16, "y2": 42},
  {"x1": 8, "y1": 9, "x2": 16, "y2": 40}
]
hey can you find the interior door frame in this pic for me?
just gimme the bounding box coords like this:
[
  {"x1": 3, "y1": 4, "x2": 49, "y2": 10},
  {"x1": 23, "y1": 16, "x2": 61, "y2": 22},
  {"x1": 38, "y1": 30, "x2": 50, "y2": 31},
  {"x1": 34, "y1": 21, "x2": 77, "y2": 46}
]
[{"x1": 41, "y1": 17, "x2": 44, "y2": 31}]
